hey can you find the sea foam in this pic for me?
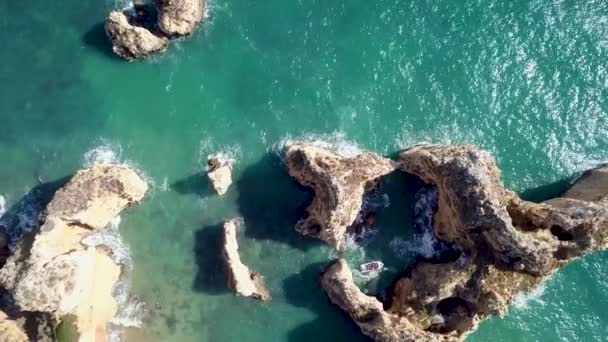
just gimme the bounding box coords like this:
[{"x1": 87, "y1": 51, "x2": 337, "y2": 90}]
[
  {"x1": 274, "y1": 131, "x2": 363, "y2": 158},
  {"x1": 82, "y1": 143, "x2": 148, "y2": 341},
  {"x1": 390, "y1": 187, "x2": 446, "y2": 259}
]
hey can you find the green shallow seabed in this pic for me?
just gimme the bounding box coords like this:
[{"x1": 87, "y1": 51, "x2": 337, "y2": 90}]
[{"x1": 1, "y1": 0, "x2": 608, "y2": 341}]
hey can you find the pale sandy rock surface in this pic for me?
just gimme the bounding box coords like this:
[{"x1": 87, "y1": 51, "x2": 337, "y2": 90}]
[
  {"x1": 285, "y1": 144, "x2": 395, "y2": 250},
  {"x1": 155, "y1": 0, "x2": 206, "y2": 37},
  {"x1": 0, "y1": 165, "x2": 148, "y2": 342},
  {"x1": 222, "y1": 219, "x2": 271, "y2": 302},
  {"x1": 105, "y1": 10, "x2": 169, "y2": 61},
  {"x1": 207, "y1": 158, "x2": 233, "y2": 196}
]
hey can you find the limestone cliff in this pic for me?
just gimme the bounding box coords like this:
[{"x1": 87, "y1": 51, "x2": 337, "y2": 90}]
[
  {"x1": 221, "y1": 219, "x2": 271, "y2": 302},
  {"x1": 155, "y1": 0, "x2": 206, "y2": 37},
  {"x1": 105, "y1": 10, "x2": 169, "y2": 61},
  {"x1": 285, "y1": 144, "x2": 395, "y2": 249},
  {"x1": 0, "y1": 165, "x2": 148, "y2": 342},
  {"x1": 321, "y1": 144, "x2": 608, "y2": 341}
]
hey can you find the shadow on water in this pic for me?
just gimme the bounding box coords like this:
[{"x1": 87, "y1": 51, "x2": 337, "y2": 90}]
[
  {"x1": 236, "y1": 153, "x2": 317, "y2": 250},
  {"x1": 283, "y1": 262, "x2": 371, "y2": 342},
  {"x1": 172, "y1": 173, "x2": 215, "y2": 198},
  {"x1": 0, "y1": 176, "x2": 70, "y2": 245},
  {"x1": 83, "y1": 23, "x2": 116, "y2": 60},
  {"x1": 518, "y1": 176, "x2": 574, "y2": 202},
  {"x1": 192, "y1": 223, "x2": 230, "y2": 295}
]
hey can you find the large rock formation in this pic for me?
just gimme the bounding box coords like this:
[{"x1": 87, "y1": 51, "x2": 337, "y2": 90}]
[
  {"x1": 285, "y1": 144, "x2": 395, "y2": 249},
  {"x1": 207, "y1": 157, "x2": 233, "y2": 196},
  {"x1": 154, "y1": 0, "x2": 206, "y2": 37},
  {"x1": 221, "y1": 219, "x2": 271, "y2": 302},
  {"x1": 321, "y1": 144, "x2": 608, "y2": 341},
  {"x1": 0, "y1": 165, "x2": 148, "y2": 342},
  {"x1": 105, "y1": 10, "x2": 170, "y2": 61}
]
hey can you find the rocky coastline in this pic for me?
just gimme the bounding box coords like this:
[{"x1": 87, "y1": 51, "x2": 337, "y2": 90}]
[
  {"x1": 105, "y1": 0, "x2": 206, "y2": 61},
  {"x1": 283, "y1": 143, "x2": 608, "y2": 341},
  {"x1": 0, "y1": 165, "x2": 148, "y2": 341}
]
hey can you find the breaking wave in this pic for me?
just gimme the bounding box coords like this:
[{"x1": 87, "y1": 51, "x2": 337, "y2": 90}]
[
  {"x1": 198, "y1": 137, "x2": 240, "y2": 171},
  {"x1": 274, "y1": 131, "x2": 363, "y2": 158},
  {"x1": 82, "y1": 143, "x2": 148, "y2": 341},
  {"x1": 390, "y1": 187, "x2": 449, "y2": 259}
]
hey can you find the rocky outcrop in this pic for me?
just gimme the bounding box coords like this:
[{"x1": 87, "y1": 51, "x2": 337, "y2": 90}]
[
  {"x1": 104, "y1": 0, "x2": 205, "y2": 61},
  {"x1": 207, "y1": 157, "x2": 233, "y2": 196},
  {"x1": 285, "y1": 144, "x2": 395, "y2": 249},
  {"x1": 105, "y1": 10, "x2": 169, "y2": 61},
  {"x1": 0, "y1": 311, "x2": 28, "y2": 342},
  {"x1": 0, "y1": 165, "x2": 148, "y2": 342},
  {"x1": 321, "y1": 144, "x2": 608, "y2": 341},
  {"x1": 155, "y1": 0, "x2": 206, "y2": 37},
  {"x1": 221, "y1": 219, "x2": 271, "y2": 302}
]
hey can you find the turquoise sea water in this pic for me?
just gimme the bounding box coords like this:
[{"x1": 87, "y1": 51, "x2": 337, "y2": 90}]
[{"x1": 1, "y1": 0, "x2": 608, "y2": 341}]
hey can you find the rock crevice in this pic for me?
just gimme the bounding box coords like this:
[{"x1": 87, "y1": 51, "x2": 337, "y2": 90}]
[{"x1": 317, "y1": 144, "x2": 608, "y2": 341}]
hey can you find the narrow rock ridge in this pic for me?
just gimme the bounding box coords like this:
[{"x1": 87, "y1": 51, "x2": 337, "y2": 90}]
[
  {"x1": 105, "y1": 1, "x2": 206, "y2": 60},
  {"x1": 285, "y1": 144, "x2": 395, "y2": 250},
  {"x1": 222, "y1": 219, "x2": 271, "y2": 302},
  {"x1": 320, "y1": 144, "x2": 608, "y2": 341},
  {"x1": 0, "y1": 165, "x2": 148, "y2": 342}
]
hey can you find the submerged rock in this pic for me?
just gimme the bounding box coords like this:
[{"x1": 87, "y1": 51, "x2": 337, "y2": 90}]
[
  {"x1": 0, "y1": 165, "x2": 148, "y2": 342},
  {"x1": 105, "y1": 10, "x2": 169, "y2": 61},
  {"x1": 221, "y1": 219, "x2": 271, "y2": 302},
  {"x1": 207, "y1": 157, "x2": 233, "y2": 196},
  {"x1": 155, "y1": 0, "x2": 206, "y2": 37},
  {"x1": 285, "y1": 144, "x2": 395, "y2": 250},
  {"x1": 321, "y1": 144, "x2": 608, "y2": 341}
]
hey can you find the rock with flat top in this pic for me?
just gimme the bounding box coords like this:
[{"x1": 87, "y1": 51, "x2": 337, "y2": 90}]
[
  {"x1": 221, "y1": 219, "x2": 271, "y2": 302},
  {"x1": 0, "y1": 165, "x2": 148, "y2": 342},
  {"x1": 207, "y1": 158, "x2": 233, "y2": 196}
]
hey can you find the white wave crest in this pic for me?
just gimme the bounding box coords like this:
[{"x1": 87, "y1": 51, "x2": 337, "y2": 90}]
[
  {"x1": 83, "y1": 142, "x2": 123, "y2": 167},
  {"x1": 82, "y1": 215, "x2": 145, "y2": 341},
  {"x1": 274, "y1": 131, "x2": 363, "y2": 158},
  {"x1": 83, "y1": 141, "x2": 156, "y2": 192},
  {"x1": 390, "y1": 187, "x2": 444, "y2": 259},
  {"x1": 0, "y1": 195, "x2": 5, "y2": 218},
  {"x1": 198, "y1": 138, "x2": 240, "y2": 171},
  {"x1": 513, "y1": 281, "x2": 548, "y2": 309}
]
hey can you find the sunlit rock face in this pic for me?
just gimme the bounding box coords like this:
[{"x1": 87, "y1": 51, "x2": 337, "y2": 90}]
[
  {"x1": 0, "y1": 165, "x2": 148, "y2": 342},
  {"x1": 320, "y1": 144, "x2": 608, "y2": 341}
]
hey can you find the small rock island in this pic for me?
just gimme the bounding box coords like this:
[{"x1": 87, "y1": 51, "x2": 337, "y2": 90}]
[
  {"x1": 286, "y1": 143, "x2": 608, "y2": 341},
  {"x1": 105, "y1": 0, "x2": 206, "y2": 61}
]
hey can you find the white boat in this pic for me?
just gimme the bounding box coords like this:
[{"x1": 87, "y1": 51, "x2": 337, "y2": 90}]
[{"x1": 360, "y1": 261, "x2": 384, "y2": 276}]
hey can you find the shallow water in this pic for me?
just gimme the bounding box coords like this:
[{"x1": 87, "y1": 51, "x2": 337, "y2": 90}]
[{"x1": 1, "y1": 0, "x2": 607, "y2": 341}]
